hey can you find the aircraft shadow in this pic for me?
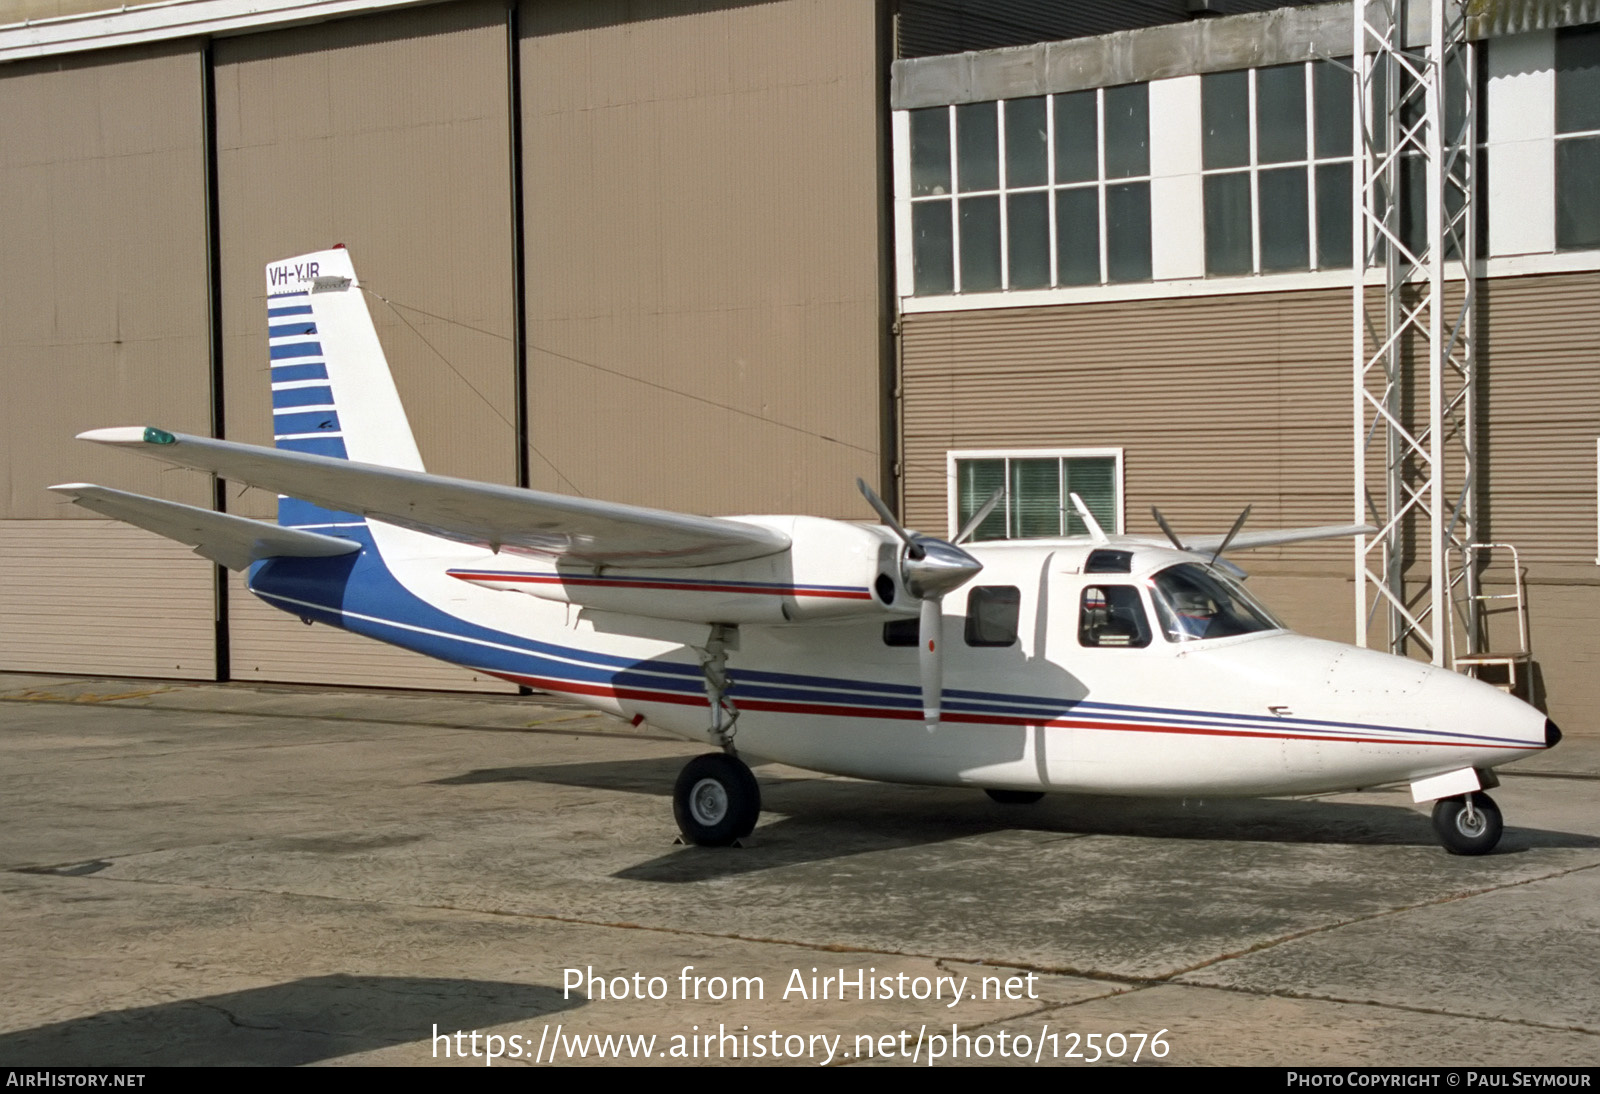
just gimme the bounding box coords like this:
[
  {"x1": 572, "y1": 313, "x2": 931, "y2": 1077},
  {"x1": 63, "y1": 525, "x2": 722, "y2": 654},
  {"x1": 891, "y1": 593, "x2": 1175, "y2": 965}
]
[
  {"x1": 432, "y1": 759, "x2": 1600, "y2": 883},
  {"x1": 0, "y1": 974, "x2": 580, "y2": 1067},
  {"x1": 432, "y1": 755, "x2": 690, "y2": 794}
]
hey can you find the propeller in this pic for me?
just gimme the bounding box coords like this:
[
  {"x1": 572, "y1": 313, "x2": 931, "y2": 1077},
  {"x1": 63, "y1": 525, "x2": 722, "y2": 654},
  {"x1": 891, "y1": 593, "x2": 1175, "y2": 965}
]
[
  {"x1": 857, "y1": 479, "x2": 984, "y2": 730},
  {"x1": 1151, "y1": 506, "x2": 1187, "y2": 551},
  {"x1": 954, "y1": 485, "x2": 1005, "y2": 545},
  {"x1": 1208, "y1": 505, "x2": 1252, "y2": 567},
  {"x1": 1151, "y1": 505, "x2": 1250, "y2": 579}
]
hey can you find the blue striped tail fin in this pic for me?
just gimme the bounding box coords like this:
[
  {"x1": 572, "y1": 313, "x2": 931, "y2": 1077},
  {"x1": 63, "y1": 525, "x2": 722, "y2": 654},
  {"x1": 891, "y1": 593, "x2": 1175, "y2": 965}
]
[{"x1": 265, "y1": 247, "x2": 424, "y2": 528}]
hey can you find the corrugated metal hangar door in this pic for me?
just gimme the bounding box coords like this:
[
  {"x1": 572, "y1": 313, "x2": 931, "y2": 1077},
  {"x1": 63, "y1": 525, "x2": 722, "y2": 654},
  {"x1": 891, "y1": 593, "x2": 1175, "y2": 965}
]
[
  {"x1": 0, "y1": 43, "x2": 218, "y2": 679},
  {"x1": 214, "y1": 2, "x2": 519, "y2": 690}
]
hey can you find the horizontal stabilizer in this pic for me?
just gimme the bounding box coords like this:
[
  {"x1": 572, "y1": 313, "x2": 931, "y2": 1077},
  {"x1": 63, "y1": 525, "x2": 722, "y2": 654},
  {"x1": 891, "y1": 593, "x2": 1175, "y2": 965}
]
[
  {"x1": 75, "y1": 429, "x2": 793, "y2": 567},
  {"x1": 49, "y1": 484, "x2": 361, "y2": 571},
  {"x1": 1184, "y1": 524, "x2": 1378, "y2": 552}
]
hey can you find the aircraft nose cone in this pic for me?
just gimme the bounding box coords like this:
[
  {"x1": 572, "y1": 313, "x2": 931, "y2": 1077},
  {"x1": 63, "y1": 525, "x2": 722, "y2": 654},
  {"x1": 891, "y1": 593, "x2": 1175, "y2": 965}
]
[
  {"x1": 1546, "y1": 718, "x2": 1563, "y2": 748},
  {"x1": 904, "y1": 536, "x2": 982, "y2": 599}
]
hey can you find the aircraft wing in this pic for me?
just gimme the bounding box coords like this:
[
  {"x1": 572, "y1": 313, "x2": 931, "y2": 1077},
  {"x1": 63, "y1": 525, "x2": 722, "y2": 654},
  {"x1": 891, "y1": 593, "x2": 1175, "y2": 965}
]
[
  {"x1": 76, "y1": 428, "x2": 793, "y2": 567},
  {"x1": 1182, "y1": 523, "x2": 1377, "y2": 552},
  {"x1": 49, "y1": 483, "x2": 362, "y2": 571}
]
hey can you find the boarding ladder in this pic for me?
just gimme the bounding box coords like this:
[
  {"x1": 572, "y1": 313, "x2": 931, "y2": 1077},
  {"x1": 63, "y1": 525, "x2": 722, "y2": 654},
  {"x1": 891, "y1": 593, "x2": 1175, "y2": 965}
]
[{"x1": 1449, "y1": 543, "x2": 1531, "y2": 699}]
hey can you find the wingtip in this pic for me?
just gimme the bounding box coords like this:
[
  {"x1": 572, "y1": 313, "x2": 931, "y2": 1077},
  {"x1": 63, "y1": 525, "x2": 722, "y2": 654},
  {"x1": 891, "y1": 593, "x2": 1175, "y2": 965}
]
[
  {"x1": 47, "y1": 482, "x2": 96, "y2": 494},
  {"x1": 76, "y1": 426, "x2": 154, "y2": 444}
]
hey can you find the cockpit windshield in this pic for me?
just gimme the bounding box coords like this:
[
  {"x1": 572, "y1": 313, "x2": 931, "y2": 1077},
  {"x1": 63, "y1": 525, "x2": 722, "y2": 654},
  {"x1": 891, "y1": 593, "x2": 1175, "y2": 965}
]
[{"x1": 1149, "y1": 563, "x2": 1285, "y2": 642}]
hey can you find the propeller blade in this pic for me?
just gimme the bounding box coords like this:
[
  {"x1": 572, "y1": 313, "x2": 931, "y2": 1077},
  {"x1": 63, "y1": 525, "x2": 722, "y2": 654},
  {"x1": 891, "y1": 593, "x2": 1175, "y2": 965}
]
[
  {"x1": 1068, "y1": 492, "x2": 1108, "y2": 545},
  {"x1": 954, "y1": 486, "x2": 1004, "y2": 545},
  {"x1": 856, "y1": 478, "x2": 924, "y2": 559},
  {"x1": 1151, "y1": 506, "x2": 1186, "y2": 551},
  {"x1": 919, "y1": 596, "x2": 943, "y2": 730},
  {"x1": 1209, "y1": 505, "x2": 1253, "y2": 566}
]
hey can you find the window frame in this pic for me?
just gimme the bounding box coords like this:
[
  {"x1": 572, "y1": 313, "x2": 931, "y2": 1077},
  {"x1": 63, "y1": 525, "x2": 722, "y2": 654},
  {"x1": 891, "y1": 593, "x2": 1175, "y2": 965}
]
[
  {"x1": 1199, "y1": 61, "x2": 1356, "y2": 276},
  {"x1": 1077, "y1": 584, "x2": 1154, "y2": 649},
  {"x1": 1555, "y1": 26, "x2": 1600, "y2": 251},
  {"x1": 946, "y1": 447, "x2": 1125, "y2": 541},
  {"x1": 895, "y1": 35, "x2": 1600, "y2": 316},
  {"x1": 901, "y1": 88, "x2": 1154, "y2": 297}
]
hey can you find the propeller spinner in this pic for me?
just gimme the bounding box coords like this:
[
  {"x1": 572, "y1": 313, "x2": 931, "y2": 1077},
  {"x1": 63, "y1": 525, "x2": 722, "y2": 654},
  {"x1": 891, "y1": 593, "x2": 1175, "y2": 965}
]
[{"x1": 857, "y1": 479, "x2": 985, "y2": 730}]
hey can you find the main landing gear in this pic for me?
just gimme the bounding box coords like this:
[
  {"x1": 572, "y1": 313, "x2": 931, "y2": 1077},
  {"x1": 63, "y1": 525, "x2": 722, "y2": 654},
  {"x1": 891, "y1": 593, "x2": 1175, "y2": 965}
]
[
  {"x1": 673, "y1": 624, "x2": 760, "y2": 846},
  {"x1": 1431, "y1": 792, "x2": 1503, "y2": 855},
  {"x1": 673, "y1": 752, "x2": 761, "y2": 846}
]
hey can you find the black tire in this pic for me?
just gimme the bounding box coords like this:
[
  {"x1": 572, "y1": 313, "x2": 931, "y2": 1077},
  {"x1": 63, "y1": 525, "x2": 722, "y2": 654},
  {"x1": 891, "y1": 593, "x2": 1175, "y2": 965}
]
[
  {"x1": 1431, "y1": 792, "x2": 1503, "y2": 855},
  {"x1": 985, "y1": 789, "x2": 1045, "y2": 805},
  {"x1": 673, "y1": 753, "x2": 761, "y2": 846}
]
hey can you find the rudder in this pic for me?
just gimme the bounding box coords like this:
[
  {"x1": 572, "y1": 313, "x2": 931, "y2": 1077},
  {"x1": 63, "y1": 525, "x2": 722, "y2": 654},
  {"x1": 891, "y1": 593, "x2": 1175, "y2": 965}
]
[{"x1": 266, "y1": 247, "x2": 424, "y2": 526}]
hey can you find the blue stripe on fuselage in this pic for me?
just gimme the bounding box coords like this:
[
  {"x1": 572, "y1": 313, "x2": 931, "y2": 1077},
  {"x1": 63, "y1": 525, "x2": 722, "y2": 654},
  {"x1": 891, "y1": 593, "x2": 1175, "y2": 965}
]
[
  {"x1": 248, "y1": 527, "x2": 694, "y2": 689},
  {"x1": 244, "y1": 528, "x2": 1530, "y2": 748}
]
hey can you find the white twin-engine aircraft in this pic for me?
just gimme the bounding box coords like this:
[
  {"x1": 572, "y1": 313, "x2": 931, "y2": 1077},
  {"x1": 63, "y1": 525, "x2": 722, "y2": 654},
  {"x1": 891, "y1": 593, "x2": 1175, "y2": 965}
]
[{"x1": 54, "y1": 248, "x2": 1559, "y2": 855}]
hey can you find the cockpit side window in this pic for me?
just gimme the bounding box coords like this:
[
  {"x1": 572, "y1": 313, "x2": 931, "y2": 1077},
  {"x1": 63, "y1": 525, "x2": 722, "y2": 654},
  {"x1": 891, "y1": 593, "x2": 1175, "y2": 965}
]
[
  {"x1": 1078, "y1": 585, "x2": 1151, "y2": 648},
  {"x1": 1149, "y1": 563, "x2": 1282, "y2": 642},
  {"x1": 965, "y1": 585, "x2": 1021, "y2": 647}
]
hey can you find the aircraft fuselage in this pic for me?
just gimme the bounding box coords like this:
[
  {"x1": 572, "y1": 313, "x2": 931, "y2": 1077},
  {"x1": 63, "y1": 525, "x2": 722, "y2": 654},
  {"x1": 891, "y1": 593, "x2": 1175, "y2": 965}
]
[{"x1": 248, "y1": 524, "x2": 1550, "y2": 801}]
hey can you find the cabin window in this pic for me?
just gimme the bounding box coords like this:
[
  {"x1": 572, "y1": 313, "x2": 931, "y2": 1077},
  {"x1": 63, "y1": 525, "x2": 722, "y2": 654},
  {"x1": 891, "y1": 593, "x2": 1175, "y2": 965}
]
[
  {"x1": 965, "y1": 585, "x2": 1021, "y2": 646},
  {"x1": 1084, "y1": 548, "x2": 1134, "y2": 573},
  {"x1": 1148, "y1": 563, "x2": 1282, "y2": 642},
  {"x1": 1078, "y1": 585, "x2": 1151, "y2": 648}
]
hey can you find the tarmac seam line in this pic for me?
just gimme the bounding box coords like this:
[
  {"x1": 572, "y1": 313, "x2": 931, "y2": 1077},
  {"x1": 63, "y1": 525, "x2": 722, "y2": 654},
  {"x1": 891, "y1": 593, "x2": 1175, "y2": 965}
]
[
  {"x1": 1163, "y1": 978, "x2": 1600, "y2": 1038},
  {"x1": 1159, "y1": 858, "x2": 1600, "y2": 981},
  {"x1": 16, "y1": 867, "x2": 1168, "y2": 990}
]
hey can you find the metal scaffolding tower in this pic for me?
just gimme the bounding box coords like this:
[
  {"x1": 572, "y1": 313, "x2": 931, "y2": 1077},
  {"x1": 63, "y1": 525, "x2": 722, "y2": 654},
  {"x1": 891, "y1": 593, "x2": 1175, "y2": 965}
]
[{"x1": 1352, "y1": 0, "x2": 1479, "y2": 664}]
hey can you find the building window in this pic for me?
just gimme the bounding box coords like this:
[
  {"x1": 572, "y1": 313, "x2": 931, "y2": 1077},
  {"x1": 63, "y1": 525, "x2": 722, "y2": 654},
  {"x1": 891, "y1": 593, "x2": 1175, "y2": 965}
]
[
  {"x1": 907, "y1": 87, "x2": 1152, "y2": 295},
  {"x1": 1375, "y1": 48, "x2": 1479, "y2": 262},
  {"x1": 1557, "y1": 26, "x2": 1600, "y2": 250},
  {"x1": 1201, "y1": 61, "x2": 1354, "y2": 275},
  {"x1": 948, "y1": 449, "x2": 1123, "y2": 542}
]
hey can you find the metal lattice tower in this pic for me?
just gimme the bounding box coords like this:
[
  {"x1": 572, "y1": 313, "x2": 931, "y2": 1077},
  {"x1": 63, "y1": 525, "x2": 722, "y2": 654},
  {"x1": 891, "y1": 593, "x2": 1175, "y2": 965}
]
[{"x1": 1352, "y1": 0, "x2": 1479, "y2": 664}]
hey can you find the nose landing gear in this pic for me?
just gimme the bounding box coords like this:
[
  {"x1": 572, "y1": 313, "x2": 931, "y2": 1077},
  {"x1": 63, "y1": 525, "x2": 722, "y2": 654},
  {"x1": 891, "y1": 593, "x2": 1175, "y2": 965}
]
[{"x1": 1431, "y1": 792, "x2": 1503, "y2": 855}]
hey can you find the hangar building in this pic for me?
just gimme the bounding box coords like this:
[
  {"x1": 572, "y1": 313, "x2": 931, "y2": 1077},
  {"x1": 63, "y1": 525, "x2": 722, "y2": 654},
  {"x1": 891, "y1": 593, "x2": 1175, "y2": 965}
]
[{"x1": 2, "y1": 0, "x2": 1597, "y2": 731}]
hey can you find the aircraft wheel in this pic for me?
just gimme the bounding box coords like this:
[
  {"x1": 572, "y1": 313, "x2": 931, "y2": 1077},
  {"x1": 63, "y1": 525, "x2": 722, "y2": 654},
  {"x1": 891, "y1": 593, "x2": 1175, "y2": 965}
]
[
  {"x1": 985, "y1": 789, "x2": 1045, "y2": 805},
  {"x1": 673, "y1": 753, "x2": 761, "y2": 846},
  {"x1": 1431, "y1": 792, "x2": 1503, "y2": 855}
]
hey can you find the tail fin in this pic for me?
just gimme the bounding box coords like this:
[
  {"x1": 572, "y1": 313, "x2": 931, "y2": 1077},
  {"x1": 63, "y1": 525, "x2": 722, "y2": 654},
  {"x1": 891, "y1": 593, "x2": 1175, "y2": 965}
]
[{"x1": 266, "y1": 247, "x2": 422, "y2": 526}]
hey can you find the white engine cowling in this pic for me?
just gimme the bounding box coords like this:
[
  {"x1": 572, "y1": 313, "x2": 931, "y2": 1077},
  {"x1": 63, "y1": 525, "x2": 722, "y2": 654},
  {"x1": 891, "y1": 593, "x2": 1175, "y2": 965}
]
[{"x1": 445, "y1": 516, "x2": 918, "y2": 624}]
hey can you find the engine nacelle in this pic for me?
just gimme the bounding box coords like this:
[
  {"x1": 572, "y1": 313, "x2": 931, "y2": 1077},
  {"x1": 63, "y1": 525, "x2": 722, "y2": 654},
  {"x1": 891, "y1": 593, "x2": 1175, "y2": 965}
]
[{"x1": 445, "y1": 515, "x2": 919, "y2": 624}]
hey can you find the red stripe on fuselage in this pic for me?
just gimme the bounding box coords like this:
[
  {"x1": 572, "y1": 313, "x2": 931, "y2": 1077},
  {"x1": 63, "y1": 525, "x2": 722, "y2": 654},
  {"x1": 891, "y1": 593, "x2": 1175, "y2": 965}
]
[
  {"x1": 450, "y1": 570, "x2": 871, "y2": 600},
  {"x1": 485, "y1": 671, "x2": 1527, "y2": 749}
]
